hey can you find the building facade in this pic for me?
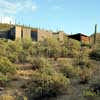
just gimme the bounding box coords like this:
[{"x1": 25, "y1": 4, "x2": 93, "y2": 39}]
[
  {"x1": 8, "y1": 26, "x2": 64, "y2": 41},
  {"x1": 0, "y1": 23, "x2": 65, "y2": 42},
  {"x1": 68, "y1": 33, "x2": 90, "y2": 44}
]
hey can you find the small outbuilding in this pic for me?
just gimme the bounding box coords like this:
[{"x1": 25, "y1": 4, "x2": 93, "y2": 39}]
[{"x1": 68, "y1": 33, "x2": 90, "y2": 44}]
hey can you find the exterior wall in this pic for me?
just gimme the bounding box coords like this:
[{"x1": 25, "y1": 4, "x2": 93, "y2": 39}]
[
  {"x1": 37, "y1": 29, "x2": 53, "y2": 41},
  {"x1": 0, "y1": 24, "x2": 65, "y2": 42},
  {"x1": 81, "y1": 36, "x2": 90, "y2": 44},
  {"x1": 23, "y1": 28, "x2": 31, "y2": 39},
  {"x1": 68, "y1": 34, "x2": 90, "y2": 44},
  {"x1": 15, "y1": 26, "x2": 21, "y2": 39}
]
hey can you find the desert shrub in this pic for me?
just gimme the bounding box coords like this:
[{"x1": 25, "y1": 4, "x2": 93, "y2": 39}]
[
  {"x1": 60, "y1": 47, "x2": 68, "y2": 57},
  {"x1": 6, "y1": 40, "x2": 32, "y2": 63},
  {"x1": 67, "y1": 39, "x2": 81, "y2": 57},
  {"x1": 22, "y1": 38, "x2": 33, "y2": 50},
  {"x1": 0, "y1": 95, "x2": 16, "y2": 100},
  {"x1": 0, "y1": 57, "x2": 16, "y2": 74},
  {"x1": 58, "y1": 60, "x2": 81, "y2": 78},
  {"x1": 6, "y1": 40, "x2": 23, "y2": 63},
  {"x1": 28, "y1": 43, "x2": 38, "y2": 56},
  {"x1": 90, "y1": 49, "x2": 100, "y2": 60},
  {"x1": 28, "y1": 56, "x2": 52, "y2": 70},
  {"x1": 0, "y1": 73, "x2": 8, "y2": 87},
  {"x1": 81, "y1": 43, "x2": 91, "y2": 48},
  {"x1": 16, "y1": 96, "x2": 28, "y2": 100},
  {"x1": 79, "y1": 67, "x2": 93, "y2": 83},
  {"x1": 0, "y1": 39, "x2": 8, "y2": 56},
  {"x1": 17, "y1": 50, "x2": 28, "y2": 64},
  {"x1": 40, "y1": 38, "x2": 61, "y2": 59},
  {"x1": 0, "y1": 95, "x2": 28, "y2": 100},
  {"x1": 26, "y1": 71, "x2": 70, "y2": 99},
  {"x1": 39, "y1": 66, "x2": 56, "y2": 75},
  {"x1": 74, "y1": 47, "x2": 91, "y2": 69}
]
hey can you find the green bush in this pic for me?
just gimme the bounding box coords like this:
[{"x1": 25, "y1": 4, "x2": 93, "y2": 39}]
[
  {"x1": 0, "y1": 95, "x2": 16, "y2": 100},
  {"x1": 61, "y1": 47, "x2": 68, "y2": 57},
  {"x1": 67, "y1": 39, "x2": 81, "y2": 57},
  {"x1": 79, "y1": 67, "x2": 93, "y2": 83},
  {"x1": 28, "y1": 43, "x2": 38, "y2": 56},
  {"x1": 22, "y1": 38, "x2": 33, "y2": 50},
  {"x1": 90, "y1": 49, "x2": 100, "y2": 60},
  {"x1": 0, "y1": 39, "x2": 8, "y2": 57},
  {"x1": 74, "y1": 47, "x2": 91, "y2": 68},
  {"x1": 40, "y1": 38, "x2": 61, "y2": 59},
  {"x1": 0, "y1": 95, "x2": 28, "y2": 100},
  {"x1": 58, "y1": 60, "x2": 81, "y2": 78},
  {"x1": 6, "y1": 40, "x2": 31, "y2": 63},
  {"x1": 29, "y1": 56, "x2": 52, "y2": 70},
  {"x1": 26, "y1": 71, "x2": 70, "y2": 99},
  {"x1": 0, "y1": 57, "x2": 16, "y2": 74},
  {"x1": 6, "y1": 40, "x2": 23, "y2": 63}
]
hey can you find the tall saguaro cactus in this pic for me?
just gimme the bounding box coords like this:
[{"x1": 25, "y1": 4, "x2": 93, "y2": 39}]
[{"x1": 94, "y1": 24, "x2": 97, "y2": 44}]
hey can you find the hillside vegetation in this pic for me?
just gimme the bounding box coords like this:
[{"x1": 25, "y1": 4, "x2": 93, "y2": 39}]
[{"x1": 0, "y1": 36, "x2": 100, "y2": 100}]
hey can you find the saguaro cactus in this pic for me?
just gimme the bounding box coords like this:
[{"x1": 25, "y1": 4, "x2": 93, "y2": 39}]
[{"x1": 94, "y1": 24, "x2": 97, "y2": 44}]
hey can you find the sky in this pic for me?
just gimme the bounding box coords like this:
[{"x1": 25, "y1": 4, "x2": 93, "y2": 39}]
[{"x1": 0, "y1": 0, "x2": 100, "y2": 35}]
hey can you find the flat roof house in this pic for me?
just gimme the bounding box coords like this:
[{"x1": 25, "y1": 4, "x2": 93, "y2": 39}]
[
  {"x1": 9, "y1": 26, "x2": 53, "y2": 41},
  {"x1": 68, "y1": 33, "x2": 90, "y2": 44},
  {"x1": 0, "y1": 23, "x2": 65, "y2": 42}
]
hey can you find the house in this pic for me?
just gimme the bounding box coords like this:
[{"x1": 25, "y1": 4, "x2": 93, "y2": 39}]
[
  {"x1": 9, "y1": 26, "x2": 53, "y2": 41},
  {"x1": 0, "y1": 23, "x2": 65, "y2": 41},
  {"x1": 68, "y1": 33, "x2": 90, "y2": 44},
  {"x1": 8, "y1": 25, "x2": 65, "y2": 41}
]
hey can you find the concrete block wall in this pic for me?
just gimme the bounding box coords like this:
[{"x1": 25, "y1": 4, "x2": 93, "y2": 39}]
[
  {"x1": 15, "y1": 26, "x2": 21, "y2": 39},
  {"x1": 23, "y1": 28, "x2": 31, "y2": 39}
]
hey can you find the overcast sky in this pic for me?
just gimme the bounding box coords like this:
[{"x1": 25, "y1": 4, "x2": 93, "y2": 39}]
[{"x1": 0, "y1": 0, "x2": 100, "y2": 35}]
